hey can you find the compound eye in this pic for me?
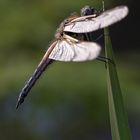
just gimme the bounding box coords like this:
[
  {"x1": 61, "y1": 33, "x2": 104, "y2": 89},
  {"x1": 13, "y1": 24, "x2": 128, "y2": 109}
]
[{"x1": 81, "y1": 5, "x2": 97, "y2": 16}]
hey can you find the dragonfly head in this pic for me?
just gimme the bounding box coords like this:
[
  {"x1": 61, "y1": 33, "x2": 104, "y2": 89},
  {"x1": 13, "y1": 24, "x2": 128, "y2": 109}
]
[{"x1": 81, "y1": 5, "x2": 98, "y2": 16}]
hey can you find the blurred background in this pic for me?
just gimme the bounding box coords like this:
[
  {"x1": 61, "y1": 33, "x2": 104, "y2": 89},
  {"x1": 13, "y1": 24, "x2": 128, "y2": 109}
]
[{"x1": 0, "y1": 0, "x2": 139, "y2": 140}]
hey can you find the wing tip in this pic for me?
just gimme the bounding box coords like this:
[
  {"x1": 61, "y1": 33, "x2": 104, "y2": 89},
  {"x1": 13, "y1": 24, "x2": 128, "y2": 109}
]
[
  {"x1": 117, "y1": 5, "x2": 129, "y2": 17},
  {"x1": 124, "y1": 6, "x2": 129, "y2": 16}
]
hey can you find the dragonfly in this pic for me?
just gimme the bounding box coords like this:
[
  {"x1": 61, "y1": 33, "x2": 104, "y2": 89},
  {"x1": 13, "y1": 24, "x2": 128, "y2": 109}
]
[{"x1": 16, "y1": 5, "x2": 129, "y2": 109}]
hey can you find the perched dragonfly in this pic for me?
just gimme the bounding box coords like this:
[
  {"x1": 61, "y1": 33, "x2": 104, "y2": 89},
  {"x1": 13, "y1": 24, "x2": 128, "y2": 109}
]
[{"x1": 16, "y1": 5, "x2": 128, "y2": 109}]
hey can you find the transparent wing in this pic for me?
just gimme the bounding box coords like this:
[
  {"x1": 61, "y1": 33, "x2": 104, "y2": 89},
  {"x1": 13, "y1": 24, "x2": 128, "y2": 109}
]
[
  {"x1": 49, "y1": 40, "x2": 101, "y2": 62},
  {"x1": 64, "y1": 6, "x2": 128, "y2": 33}
]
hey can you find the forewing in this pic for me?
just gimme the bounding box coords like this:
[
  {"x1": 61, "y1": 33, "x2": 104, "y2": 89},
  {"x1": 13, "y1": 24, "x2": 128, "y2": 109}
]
[
  {"x1": 49, "y1": 40, "x2": 101, "y2": 62},
  {"x1": 64, "y1": 6, "x2": 128, "y2": 33}
]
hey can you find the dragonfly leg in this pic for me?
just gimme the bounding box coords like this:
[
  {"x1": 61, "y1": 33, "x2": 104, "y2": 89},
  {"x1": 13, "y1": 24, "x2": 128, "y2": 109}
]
[
  {"x1": 96, "y1": 56, "x2": 115, "y2": 68},
  {"x1": 94, "y1": 34, "x2": 103, "y2": 41},
  {"x1": 98, "y1": 56, "x2": 114, "y2": 64}
]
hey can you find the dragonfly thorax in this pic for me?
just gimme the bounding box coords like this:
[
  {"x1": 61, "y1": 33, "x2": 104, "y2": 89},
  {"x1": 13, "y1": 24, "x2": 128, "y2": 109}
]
[
  {"x1": 55, "y1": 16, "x2": 79, "y2": 40},
  {"x1": 55, "y1": 20, "x2": 66, "y2": 39}
]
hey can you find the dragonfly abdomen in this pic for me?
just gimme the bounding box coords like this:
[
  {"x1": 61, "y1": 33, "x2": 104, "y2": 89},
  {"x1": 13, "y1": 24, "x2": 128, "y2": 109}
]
[{"x1": 16, "y1": 59, "x2": 54, "y2": 109}]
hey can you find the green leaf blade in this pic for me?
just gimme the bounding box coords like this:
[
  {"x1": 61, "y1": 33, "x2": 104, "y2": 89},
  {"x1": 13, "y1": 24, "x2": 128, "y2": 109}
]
[{"x1": 104, "y1": 28, "x2": 132, "y2": 140}]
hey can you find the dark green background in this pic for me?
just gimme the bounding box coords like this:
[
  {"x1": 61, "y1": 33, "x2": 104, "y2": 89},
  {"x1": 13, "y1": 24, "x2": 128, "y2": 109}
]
[{"x1": 0, "y1": 0, "x2": 139, "y2": 140}]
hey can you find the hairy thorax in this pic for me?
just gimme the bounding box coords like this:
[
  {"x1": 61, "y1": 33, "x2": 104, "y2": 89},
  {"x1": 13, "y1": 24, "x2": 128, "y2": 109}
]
[{"x1": 55, "y1": 15, "x2": 79, "y2": 40}]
